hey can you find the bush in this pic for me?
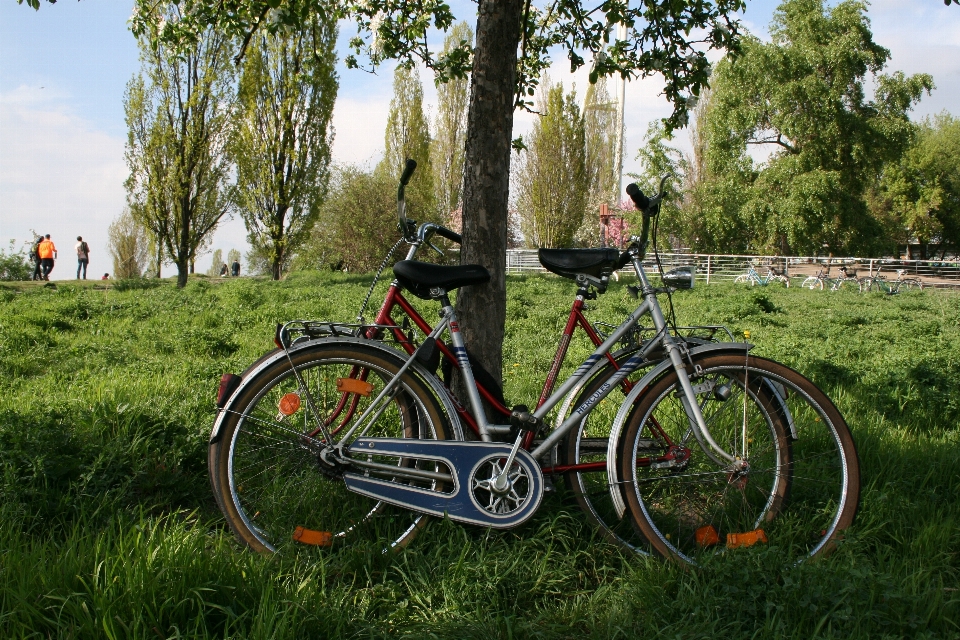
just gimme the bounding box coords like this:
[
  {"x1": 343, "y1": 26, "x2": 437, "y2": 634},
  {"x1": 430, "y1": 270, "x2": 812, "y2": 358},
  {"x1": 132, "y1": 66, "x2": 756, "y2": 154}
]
[{"x1": 0, "y1": 241, "x2": 33, "y2": 281}]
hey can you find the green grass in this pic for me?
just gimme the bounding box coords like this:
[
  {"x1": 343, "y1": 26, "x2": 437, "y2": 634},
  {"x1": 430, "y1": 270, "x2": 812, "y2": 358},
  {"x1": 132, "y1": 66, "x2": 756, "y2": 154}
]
[{"x1": 0, "y1": 273, "x2": 958, "y2": 638}]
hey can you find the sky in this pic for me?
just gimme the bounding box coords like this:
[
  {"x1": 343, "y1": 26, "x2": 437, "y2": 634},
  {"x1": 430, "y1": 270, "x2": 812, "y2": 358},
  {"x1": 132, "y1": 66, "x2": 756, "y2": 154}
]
[{"x1": 1, "y1": 0, "x2": 958, "y2": 279}]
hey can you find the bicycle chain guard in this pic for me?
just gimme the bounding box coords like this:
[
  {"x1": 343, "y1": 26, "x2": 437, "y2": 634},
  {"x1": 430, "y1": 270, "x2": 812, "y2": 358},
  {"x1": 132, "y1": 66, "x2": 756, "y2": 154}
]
[{"x1": 343, "y1": 438, "x2": 544, "y2": 529}]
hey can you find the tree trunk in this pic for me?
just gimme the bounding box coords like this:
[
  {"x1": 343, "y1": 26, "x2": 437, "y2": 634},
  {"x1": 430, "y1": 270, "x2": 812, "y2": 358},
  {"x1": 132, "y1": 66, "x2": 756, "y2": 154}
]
[
  {"x1": 176, "y1": 257, "x2": 189, "y2": 288},
  {"x1": 272, "y1": 256, "x2": 282, "y2": 280},
  {"x1": 454, "y1": 0, "x2": 523, "y2": 404}
]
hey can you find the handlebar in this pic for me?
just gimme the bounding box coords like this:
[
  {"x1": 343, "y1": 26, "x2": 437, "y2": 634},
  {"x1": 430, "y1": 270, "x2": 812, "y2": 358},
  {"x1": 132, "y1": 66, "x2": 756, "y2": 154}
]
[
  {"x1": 399, "y1": 158, "x2": 417, "y2": 186},
  {"x1": 433, "y1": 225, "x2": 462, "y2": 245},
  {"x1": 395, "y1": 159, "x2": 462, "y2": 253},
  {"x1": 624, "y1": 174, "x2": 671, "y2": 259},
  {"x1": 417, "y1": 222, "x2": 462, "y2": 246},
  {"x1": 397, "y1": 159, "x2": 417, "y2": 239}
]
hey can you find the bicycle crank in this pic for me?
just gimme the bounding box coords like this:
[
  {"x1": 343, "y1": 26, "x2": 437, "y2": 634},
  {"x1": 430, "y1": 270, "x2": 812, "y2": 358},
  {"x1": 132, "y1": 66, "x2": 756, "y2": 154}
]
[{"x1": 342, "y1": 439, "x2": 544, "y2": 529}]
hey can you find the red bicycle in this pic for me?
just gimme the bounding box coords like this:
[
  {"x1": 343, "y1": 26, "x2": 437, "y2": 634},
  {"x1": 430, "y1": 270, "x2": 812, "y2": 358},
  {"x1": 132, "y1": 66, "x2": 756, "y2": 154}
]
[{"x1": 212, "y1": 161, "x2": 734, "y2": 553}]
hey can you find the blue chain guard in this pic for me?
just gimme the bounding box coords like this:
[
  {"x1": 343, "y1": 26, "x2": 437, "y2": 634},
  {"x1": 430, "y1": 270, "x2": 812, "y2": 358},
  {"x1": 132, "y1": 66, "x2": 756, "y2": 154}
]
[{"x1": 343, "y1": 438, "x2": 544, "y2": 529}]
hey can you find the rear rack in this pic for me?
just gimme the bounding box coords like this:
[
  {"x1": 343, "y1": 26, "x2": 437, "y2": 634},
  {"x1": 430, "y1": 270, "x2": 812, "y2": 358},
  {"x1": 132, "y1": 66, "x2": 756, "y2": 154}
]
[
  {"x1": 277, "y1": 320, "x2": 417, "y2": 347},
  {"x1": 590, "y1": 322, "x2": 737, "y2": 346}
]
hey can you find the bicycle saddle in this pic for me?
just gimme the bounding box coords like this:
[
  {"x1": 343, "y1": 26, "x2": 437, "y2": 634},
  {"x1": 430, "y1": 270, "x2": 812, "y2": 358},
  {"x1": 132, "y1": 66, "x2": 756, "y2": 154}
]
[
  {"x1": 538, "y1": 248, "x2": 627, "y2": 280},
  {"x1": 393, "y1": 260, "x2": 490, "y2": 300}
]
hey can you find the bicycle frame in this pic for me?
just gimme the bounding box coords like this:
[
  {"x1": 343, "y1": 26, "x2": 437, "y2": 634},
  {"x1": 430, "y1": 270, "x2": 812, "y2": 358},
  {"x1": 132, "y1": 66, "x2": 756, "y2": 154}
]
[{"x1": 334, "y1": 250, "x2": 740, "y2": 486}]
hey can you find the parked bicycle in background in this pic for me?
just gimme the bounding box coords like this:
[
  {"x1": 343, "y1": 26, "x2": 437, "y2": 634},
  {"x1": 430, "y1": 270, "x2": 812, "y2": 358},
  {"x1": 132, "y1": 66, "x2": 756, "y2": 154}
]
[
  {"x1": 735, "y1": 263, "x2": 790, "y2": 287},
  {"x1": 859, "y1": 268, "x2": 923, "y2": 293}
]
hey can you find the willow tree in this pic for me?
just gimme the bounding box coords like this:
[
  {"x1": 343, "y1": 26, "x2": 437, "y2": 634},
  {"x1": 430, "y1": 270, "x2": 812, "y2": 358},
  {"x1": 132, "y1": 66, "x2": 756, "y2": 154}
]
[
  {"x1": 124, "y1": 4, "x2": 235, "y2": 288},
  {"x1": 231, "y1": 19, "x2": 339, "y2": 280},
  {"x1": 697, "y1": 0, "x2": 933, "y2": 255},
  {"x1": 516, "y1": 80, "x2": 589, "y2": 248}
]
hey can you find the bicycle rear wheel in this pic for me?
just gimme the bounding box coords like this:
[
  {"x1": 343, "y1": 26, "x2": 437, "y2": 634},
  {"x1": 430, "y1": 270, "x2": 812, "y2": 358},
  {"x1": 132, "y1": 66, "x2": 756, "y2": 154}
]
[
  {"x1": 618, "y1": 354, "x2": 859, "y2": 566},
  {"x1": 801, "y1": 277, "x2": 823, "y2": 290},
  {"x1": 212, "y1": 341, "x2": 451, "y2": 554}
]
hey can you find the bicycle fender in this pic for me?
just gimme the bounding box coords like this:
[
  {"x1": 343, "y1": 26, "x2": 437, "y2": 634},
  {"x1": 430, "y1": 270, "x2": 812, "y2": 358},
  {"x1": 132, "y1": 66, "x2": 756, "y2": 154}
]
[
  {"x1": 209, "y1": 336, "x2": 464, "y2": 444},
  {"x1": 605, "y1": 342, "x2": 753, "y2": 519}
]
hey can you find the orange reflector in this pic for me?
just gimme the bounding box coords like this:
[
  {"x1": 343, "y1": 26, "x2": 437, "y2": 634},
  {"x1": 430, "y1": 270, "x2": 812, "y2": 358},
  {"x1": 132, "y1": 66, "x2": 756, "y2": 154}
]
[
  {"x1": 337, "y1": 377, "x2": 373, "y2": 396},
  {"x1": 726, "y1": 529, "x2": 768, "y2": 549},
  {"x1": 695, "y1": 525, "x2": 720, "y2": 547},
  {"x1": 278, "y1": 393, "x2": 301, "y2": 416},
  {"x1": 292, "y1": 526, "x2": 333, "y2": 547}
]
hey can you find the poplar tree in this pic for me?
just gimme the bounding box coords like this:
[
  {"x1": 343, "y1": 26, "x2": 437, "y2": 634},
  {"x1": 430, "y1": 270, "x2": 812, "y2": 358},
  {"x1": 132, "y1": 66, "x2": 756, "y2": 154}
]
[
  {"x1": 124, "y1": 3, "x2": 235, "y2": 288},
  {"x1": 108, "y1": 207, "x2": 152, "y2": 279},
  {"x1": 515, "y1": 80, "x2": 588, "y2": 248},
  {"x1": 231, "y1": 19, "x2": 339, "y2": 280},
  {"x1": 431, "y1": 22, "x2": 473, "y2": 226},
  {"x1": 379, "y1": 65, "x2": 434, "y2": 213}
]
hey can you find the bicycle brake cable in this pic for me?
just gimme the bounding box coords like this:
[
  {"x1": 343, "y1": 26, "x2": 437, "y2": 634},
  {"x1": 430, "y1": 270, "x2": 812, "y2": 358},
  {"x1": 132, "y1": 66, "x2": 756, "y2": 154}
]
[{"x1": 357, "y1": 236, "x2": 405, "y2": 324}]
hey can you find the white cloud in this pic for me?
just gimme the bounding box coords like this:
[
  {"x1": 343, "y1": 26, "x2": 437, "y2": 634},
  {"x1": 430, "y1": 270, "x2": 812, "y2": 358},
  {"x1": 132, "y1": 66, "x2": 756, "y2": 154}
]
[
  {"x1": 330, "y1": 95, "x2": 391, "y2": 167},
  {"x1": 0, "y1": 85, "x2": 125, "y2": 279}
]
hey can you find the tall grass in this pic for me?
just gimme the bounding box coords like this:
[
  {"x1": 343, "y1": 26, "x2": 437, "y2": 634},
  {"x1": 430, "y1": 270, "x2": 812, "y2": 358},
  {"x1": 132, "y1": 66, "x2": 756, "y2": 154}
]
[{"x1": 0, "y1": 274, "x2": 957, "y2": 638}]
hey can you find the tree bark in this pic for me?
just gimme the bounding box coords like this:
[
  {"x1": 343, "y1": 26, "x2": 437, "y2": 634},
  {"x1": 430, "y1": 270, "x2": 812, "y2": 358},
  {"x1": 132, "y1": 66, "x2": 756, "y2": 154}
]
[{"x1": 455, "y1": 0, "x2": 523, "y2": 401}]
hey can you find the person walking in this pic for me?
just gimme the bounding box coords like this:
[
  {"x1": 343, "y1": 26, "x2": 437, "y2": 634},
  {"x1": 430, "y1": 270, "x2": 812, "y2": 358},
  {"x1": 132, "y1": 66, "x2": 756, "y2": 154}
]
[
  {"x1": 75, "y1": 236, "x2": 90, "y2": 280},
  {"x1": 231, "y1": 259, "x2": 240, "y2": 277},
  {"x1": 31, "y1": 236, "x2": 43, "y2": 281},
  {"x1": 38, "y1": 234, "x2": 57, "y2": 280}
]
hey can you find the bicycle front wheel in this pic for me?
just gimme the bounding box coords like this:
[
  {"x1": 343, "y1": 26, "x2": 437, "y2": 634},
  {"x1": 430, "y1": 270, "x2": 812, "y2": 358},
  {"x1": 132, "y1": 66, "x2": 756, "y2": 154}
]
[
  {"x1": 896, "y1": 279, "x2": 923, "y2": 292},
  {"x1": 560, "y1": 350, "x2": 658, "y2": 553},
  {"x1": 618, "y1": 354, "x2": 859, "y2": 566},
  {"x1": 801, "y1": 277, "x2": 823, "y2": 291},
  {"x1": 212, "y1": 341, "x2": 452, "y2": 554},
  {"x1": 733, "y1": 275, "x2": 752, "y2": 285}
]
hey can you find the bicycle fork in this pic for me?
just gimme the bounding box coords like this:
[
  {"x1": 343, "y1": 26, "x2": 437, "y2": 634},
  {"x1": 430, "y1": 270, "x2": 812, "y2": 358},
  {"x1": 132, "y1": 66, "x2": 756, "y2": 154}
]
[{"x1": 634, "y1": 262, "x2": 738, "y2": 467}]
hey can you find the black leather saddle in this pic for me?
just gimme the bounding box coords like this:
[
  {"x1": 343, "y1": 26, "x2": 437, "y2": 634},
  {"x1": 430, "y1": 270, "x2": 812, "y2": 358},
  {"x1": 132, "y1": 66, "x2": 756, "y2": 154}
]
[
  {"x1": 393, "y1": 260, "x2": 490, "y2": 300},
  {"x1": 538, "y1": 248, "x2": 627, "y2": 280}
]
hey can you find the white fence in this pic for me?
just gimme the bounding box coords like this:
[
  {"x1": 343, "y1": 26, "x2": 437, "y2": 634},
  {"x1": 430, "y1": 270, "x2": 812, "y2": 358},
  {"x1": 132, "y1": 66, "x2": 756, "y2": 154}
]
[{"x1": 506, "y1": 250, "x2": 960, "y2": 289}]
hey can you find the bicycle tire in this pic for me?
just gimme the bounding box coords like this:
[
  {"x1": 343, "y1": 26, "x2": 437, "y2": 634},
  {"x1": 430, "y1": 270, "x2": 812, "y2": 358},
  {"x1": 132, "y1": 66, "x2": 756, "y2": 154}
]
[
  {"x1": 896, "y1": 279, "x2": 923, "y2": 292},
  {"x1": 774, "y1": 275, "x2": 790, "y2": 287},
  {"x1": 618, "y1": 353, "x2": 859, "y2": 566},
  {"x1": 212, "y1": 341, "x2": 452, "y2": 554},
  {"x1": 801, "y1": 277, "x2": 823, "y2": 291},
  {"x1": 857, "y1": 277, "x2": 873, "y2": 293},
  {"x1": 559, "y1": 350, "x2": 658, "y2": 553},
  {"x1": 209, "y1": 348, "x2": 283, "y2": 514},
  {"x1": 733, "y1": 275, "x2": 752, "y2": 285}
]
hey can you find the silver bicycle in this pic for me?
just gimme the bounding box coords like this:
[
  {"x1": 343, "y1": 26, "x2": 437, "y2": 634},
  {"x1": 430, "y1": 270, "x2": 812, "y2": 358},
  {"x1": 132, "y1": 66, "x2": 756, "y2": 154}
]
[{"x1": 210, "y1": 176, "x2": 861, "y2": 567}]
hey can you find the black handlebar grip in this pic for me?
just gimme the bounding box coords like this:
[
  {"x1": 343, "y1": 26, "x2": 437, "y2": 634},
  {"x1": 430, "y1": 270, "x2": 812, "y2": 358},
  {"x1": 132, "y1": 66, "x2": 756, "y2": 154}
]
[
  {"x1": 435, "y1": 226, "x2": 462, "y2": 245},
  {"x1": 625, "y1": 183, "x2": 650, "y2": 210},
  {"x1": 400, "y1": 159, "x2": 418, "y2": 185}
]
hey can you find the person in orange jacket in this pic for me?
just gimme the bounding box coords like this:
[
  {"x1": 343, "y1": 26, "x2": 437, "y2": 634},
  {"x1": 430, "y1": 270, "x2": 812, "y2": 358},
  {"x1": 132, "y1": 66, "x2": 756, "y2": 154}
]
[{"x1": 38, "y1": 234, "x2": 57, "y2": 281}]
